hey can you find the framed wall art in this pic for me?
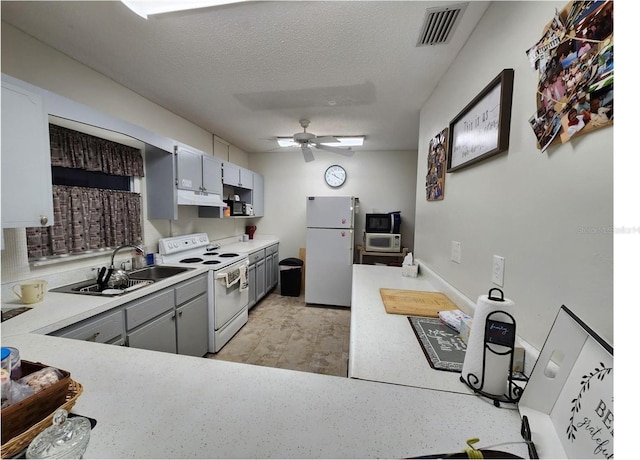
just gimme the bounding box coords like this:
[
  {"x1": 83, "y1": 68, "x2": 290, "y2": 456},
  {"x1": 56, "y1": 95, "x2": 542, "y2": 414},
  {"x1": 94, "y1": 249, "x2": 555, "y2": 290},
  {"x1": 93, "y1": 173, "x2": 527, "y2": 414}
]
[
  {"x1": 426, "y1": 127, "x2": 448, "y2": 201},
  {"x1": 525, "y1": 0, "x2": 613, "y2": 152},
  {"x1": 447, "y1": 69, "x2": 515, "y2": 172}
]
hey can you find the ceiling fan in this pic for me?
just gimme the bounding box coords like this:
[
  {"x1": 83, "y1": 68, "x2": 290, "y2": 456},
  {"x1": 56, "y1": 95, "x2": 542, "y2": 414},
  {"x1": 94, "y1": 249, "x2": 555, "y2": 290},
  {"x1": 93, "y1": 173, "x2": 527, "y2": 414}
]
[{"x1": 284, "y1": 119, "x2": 354, "y2": 163}]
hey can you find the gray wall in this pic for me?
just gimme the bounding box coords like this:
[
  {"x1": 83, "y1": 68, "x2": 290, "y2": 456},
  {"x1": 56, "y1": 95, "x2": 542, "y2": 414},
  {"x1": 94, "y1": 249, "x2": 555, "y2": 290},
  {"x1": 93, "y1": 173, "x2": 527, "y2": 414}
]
[{"x1": 414, "y1": 1, "x2": 613, "y2": 350}]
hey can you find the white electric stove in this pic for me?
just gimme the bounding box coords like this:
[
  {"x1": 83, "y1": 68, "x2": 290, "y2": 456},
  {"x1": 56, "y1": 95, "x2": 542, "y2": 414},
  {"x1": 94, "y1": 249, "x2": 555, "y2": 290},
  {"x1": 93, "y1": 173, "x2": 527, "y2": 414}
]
[{"x1": 158, "y1": 233, "x2": 249, "y2": 353}]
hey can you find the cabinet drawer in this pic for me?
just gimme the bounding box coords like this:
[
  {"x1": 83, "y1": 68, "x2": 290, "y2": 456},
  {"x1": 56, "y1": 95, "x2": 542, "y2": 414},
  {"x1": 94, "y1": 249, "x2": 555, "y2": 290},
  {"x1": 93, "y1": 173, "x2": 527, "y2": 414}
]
[
  {"x1": 125, "y1": 289, "x2": 174, "y2": 330},
  {"x1": 175, "y1": 274, "x2": 208, "y2": 306},
  {"x1": 248, "y1": 249, "x2": 265, "y2": 264},
  {"x1": 266, "y1": 244, "x2": 278, "y2": 256},
  {"x1": 54, "y1": 309, "x2": 123, "y2": 344}
]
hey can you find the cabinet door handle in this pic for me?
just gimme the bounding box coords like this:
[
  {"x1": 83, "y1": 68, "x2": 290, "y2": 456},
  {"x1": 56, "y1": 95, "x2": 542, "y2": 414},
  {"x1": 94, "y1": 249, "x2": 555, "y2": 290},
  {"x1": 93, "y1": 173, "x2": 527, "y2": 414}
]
[
  {"x1": 86, "y1": 331, "x2": 100, "y2": 342},
  {"x1": 178, "y1": 311, "x2": 183, "y2": 317},
  {"x1": 40, "y1": 216, "x2": 48, "y2": 225}
]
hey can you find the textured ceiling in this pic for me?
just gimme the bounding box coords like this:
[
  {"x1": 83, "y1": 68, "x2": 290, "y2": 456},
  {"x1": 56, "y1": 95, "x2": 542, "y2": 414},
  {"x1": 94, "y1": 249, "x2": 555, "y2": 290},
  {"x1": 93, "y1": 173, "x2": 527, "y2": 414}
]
[{"x1": 1, "y1": 1, "x2": 490, "y2": 154}]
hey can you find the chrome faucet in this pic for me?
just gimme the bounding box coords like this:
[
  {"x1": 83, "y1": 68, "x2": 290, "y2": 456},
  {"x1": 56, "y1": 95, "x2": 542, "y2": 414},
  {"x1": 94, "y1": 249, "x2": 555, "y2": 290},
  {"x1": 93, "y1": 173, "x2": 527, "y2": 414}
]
[{"x1": 110, "y1": 244, "x2": 145, "y2": 269}]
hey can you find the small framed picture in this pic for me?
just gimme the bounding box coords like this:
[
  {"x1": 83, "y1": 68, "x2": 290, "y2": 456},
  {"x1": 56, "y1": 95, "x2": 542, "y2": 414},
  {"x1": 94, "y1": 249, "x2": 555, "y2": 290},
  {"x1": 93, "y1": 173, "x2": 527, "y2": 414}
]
[{"x1": 426, "y1": 127, "x2": 448, "y2": 201}]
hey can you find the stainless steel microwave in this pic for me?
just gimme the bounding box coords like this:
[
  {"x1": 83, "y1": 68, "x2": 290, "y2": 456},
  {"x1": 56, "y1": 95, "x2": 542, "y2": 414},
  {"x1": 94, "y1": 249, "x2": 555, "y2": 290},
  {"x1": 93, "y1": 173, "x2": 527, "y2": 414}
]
[
  {"x1": 364, "y1": 232, "x2": 402, "y2": 252},
  {"x1": 365, "y1": 212, "x2": 401, "y2": 234}
]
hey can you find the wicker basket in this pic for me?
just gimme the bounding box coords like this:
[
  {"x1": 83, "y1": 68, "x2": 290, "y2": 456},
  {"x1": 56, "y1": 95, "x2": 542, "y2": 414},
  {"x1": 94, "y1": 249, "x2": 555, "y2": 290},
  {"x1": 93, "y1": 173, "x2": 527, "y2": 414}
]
[{"x1": 1, "y1": 379, "x2": 83, "y2": 459}]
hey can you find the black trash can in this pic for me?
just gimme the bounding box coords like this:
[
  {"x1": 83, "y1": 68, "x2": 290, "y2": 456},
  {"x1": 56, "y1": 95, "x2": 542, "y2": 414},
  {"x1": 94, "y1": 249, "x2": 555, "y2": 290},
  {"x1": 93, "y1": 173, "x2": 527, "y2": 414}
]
[{"x1": 279, "y1": 258, "x2": 304, "y2": 297}]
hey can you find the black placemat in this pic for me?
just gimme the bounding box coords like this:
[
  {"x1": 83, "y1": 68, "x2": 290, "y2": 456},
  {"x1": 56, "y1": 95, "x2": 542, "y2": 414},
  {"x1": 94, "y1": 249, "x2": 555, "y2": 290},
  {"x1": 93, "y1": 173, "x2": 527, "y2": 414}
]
[{"x1": 408, "y1": 316, "x2": 467, "y2": 372}]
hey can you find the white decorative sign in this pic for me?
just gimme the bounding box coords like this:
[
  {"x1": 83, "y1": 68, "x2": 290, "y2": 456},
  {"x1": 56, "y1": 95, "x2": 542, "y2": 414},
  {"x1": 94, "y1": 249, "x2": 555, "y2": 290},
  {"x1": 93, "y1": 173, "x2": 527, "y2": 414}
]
[
  {"x1": 551, "y1": 338, "x2": 613, "y2": 458},
  {"x1": 450, "y1": 84, "x2": 501, "y2": 167},
  {"x1": 447, "y1": 69, "x2": 514, "y2": 172}
]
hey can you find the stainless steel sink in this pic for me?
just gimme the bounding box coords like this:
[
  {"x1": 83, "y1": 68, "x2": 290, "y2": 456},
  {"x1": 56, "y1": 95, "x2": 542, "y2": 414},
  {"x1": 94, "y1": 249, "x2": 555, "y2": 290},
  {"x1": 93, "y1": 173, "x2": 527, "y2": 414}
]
[
  {"x1": 51, "y1": 278, "x2": 155, "y2": 296},
  {"x1": 50, "y1": 266, "x2": 194, "y2": 296},
  {"x1": 128, "y1": 265, "x2": 193, "y2": 281}
]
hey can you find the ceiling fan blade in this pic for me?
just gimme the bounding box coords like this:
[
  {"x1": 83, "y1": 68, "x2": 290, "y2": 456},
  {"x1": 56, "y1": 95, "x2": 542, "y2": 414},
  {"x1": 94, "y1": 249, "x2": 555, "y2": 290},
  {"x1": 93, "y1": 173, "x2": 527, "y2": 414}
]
[
  {"x1": 301, "y1": 145, "x2": 315, "y2": 162},
  {"x1": 314, "y1": 144, "x2": 353, "y2": 156},
  {"x1": 311, "y1": 136, "x2": 339, "y2": 144}
]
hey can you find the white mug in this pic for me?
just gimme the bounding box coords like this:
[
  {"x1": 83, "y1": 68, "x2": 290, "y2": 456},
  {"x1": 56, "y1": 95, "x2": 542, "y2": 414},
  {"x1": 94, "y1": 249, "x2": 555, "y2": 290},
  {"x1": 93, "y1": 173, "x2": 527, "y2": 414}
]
[
  {"x1": 242, "y1": 234, "x2": 249, "y2": 242},
  {"x1": 13, "y1": 280, "x2": 47, "y2": 304}
]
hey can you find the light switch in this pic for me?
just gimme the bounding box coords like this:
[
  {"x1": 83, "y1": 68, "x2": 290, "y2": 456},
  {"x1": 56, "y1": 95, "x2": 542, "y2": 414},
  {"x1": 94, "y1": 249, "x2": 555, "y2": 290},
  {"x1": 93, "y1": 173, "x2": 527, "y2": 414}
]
[
  {"x1": 492, "y1": 255, "x2": 504, "y2": 286},
  {"x1": 451, "y1": 241, "x2": 461, "y2": 264}
]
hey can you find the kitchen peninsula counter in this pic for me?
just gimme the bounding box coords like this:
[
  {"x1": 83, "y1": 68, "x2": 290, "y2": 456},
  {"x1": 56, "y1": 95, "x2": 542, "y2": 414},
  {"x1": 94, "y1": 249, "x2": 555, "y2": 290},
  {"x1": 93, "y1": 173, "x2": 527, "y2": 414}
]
[{"x1": 1, "y1": 332, "x2": 526, "y2": 458}]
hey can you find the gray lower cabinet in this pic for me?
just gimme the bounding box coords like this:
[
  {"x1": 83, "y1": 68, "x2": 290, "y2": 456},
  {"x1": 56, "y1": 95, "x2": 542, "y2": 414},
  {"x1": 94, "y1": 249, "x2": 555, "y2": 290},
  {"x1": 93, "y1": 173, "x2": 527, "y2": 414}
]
[
  {"x1": 265, "y1": 244, "x2": 279, "y2": 292},
  {"x1": 247, "y1": 245, "x2": 278, "y2": 308},
  {"x1": 126, "y1": 274, "x2": 208, "y2": 355},
  {"x1": 52, "y1": 308, "x2": 125, "y2": 345},
  {"x1": 247, "y1": 263, "x2": 256, "y2": 308},
  {"x1": 176, "y1": 294, "x2": 208, "y2": 356},
  {"x1": 248, "y1": 249, "x2": 266, "y2": 309},
  {"x1": 127, "y1": 310, "x2": 177, "y2": 354},
  {"x1": 50, "y1": 273, "x2": 208, "y2": 356}
]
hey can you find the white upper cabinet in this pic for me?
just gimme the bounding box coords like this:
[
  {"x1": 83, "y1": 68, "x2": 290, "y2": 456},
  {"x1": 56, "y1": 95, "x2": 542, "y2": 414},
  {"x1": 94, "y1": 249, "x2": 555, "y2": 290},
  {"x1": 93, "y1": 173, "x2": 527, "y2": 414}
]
[
  {"x1": 223, "y1": 161, "x2": 253, "y2": 189},
  {"x1": 147, "y1": 144, "x2": 224, "y2": 220},
  {"x1": 176, "y1": 146, "x2": 202, "y2": 192},
  {"x1": 202, "y1": 154, "x2": 223, "y2": 196},
  {"x1": 176, "y1": 145, "x2": 222, "y2": 196},
  {"x1": 1, "y1": 79, "x2": 54, "y2": 228}
]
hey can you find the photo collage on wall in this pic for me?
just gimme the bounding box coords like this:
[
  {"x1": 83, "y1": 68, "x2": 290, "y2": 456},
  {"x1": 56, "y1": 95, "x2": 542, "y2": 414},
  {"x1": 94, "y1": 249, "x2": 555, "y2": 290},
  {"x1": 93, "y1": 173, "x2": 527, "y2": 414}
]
[
  {"x1": 426, "y1": 127, "x2": 447, "y2": 201},
  {"x1": 526, "y1": 0, "x2": 613, "y2": 152}
]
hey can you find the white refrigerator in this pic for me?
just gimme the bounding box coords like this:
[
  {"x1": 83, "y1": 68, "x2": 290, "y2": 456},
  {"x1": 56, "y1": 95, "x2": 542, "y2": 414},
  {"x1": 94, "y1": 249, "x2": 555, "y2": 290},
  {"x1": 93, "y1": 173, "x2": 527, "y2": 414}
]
[{"x1": 305, "y1": 196, "x2": 355, "y2": 307}]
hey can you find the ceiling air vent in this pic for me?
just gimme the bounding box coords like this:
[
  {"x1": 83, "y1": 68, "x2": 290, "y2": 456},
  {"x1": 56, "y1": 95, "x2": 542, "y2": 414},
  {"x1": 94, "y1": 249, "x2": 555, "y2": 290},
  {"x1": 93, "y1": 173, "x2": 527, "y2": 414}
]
[{"x1": 417, "y1": 2, "x2": 468, "y2": 46}]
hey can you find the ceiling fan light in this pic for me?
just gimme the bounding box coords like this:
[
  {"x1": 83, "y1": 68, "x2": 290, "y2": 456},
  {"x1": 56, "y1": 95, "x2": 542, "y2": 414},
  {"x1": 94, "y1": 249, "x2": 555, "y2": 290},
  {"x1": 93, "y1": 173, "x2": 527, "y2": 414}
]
[
  {"x1": 276, "y1": 136, "x2": 364, "y2": 148},
  {"x1": 276, "y1": 137, "x2": 297, "y2": 147},
  {"x1": 324, "y1": 136, "x2": 365, "y2": 147}
]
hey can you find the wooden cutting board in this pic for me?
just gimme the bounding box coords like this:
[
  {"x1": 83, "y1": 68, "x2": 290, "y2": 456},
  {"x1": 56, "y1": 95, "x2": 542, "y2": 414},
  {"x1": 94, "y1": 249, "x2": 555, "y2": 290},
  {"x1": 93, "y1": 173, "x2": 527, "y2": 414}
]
[{"x1": 379, "y1": 288, "x2": 457, "y2": 317}]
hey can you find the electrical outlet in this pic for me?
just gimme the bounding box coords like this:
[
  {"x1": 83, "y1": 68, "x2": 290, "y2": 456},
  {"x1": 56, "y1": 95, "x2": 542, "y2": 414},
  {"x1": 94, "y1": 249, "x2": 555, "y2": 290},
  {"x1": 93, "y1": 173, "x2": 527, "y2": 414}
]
[
  {"x1": 451, "y1": 241, "x2": 461, "y2": 264},
  {"x1": 492, "y1": 255, "x2": 505, "y2": 286}
]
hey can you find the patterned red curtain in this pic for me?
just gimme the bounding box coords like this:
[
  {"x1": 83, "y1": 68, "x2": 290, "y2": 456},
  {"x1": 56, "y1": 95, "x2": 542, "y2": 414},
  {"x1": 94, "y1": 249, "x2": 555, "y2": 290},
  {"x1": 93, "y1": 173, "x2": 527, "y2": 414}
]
[
  {"x1": 26, "y1": 185, "x2": 142, "y2": 259},
  {"x1": 49, "y1": 124, "x2": 144, "y2": 177}
]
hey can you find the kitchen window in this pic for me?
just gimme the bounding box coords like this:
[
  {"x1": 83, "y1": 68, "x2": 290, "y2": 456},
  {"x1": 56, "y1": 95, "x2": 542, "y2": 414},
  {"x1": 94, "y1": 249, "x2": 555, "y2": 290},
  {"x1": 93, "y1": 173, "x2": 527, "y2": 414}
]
[{"x1": 25, "y1": 124, "x2": 144, "y2": 260}]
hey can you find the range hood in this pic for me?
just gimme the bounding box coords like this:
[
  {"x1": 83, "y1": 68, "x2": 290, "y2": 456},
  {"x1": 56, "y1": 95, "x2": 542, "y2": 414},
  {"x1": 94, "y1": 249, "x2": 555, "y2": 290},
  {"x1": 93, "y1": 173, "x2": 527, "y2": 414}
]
[{"x1": 176, "y1": 189, "x2": 226, "y2": 207}]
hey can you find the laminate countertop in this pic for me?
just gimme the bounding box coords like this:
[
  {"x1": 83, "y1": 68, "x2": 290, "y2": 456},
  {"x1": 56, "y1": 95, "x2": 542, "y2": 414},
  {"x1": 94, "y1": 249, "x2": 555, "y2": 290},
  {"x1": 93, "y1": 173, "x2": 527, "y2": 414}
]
[
  {"x1": 349, "y1": 264, "x2": 474, "y2": 394},
  {"x1": 1, "y1": 261, "x2": 527, "y2": 458}
]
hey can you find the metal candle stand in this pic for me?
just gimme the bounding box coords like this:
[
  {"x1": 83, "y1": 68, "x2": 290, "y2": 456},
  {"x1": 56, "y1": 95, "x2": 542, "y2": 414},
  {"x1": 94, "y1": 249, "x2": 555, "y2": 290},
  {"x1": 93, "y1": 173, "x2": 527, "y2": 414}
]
[{"x1": 460, "y1": 288, "x2": 525, "y2": 407}]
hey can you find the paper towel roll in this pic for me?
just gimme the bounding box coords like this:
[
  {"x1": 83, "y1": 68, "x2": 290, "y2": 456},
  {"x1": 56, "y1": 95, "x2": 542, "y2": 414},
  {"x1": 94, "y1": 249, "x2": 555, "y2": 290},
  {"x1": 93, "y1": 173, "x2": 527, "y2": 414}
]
[{"x1": 461, "y1": 292, "x2": 516, "y2": 397}]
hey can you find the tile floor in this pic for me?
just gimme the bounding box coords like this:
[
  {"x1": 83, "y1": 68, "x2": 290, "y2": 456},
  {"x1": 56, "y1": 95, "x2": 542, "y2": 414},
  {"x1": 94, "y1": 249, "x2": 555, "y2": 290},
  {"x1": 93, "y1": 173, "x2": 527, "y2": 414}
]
[{"x1": 206, "y1": 290, "x2": 351, "y2": 377}]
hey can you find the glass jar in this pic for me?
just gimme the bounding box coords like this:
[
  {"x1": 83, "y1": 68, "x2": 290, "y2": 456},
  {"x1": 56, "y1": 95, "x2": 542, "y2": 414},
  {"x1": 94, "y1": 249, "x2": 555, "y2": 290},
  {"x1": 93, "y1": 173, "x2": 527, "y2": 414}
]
[
  {"x1": 26, "y1": 409, "x2": 91, "y2": 459},
  {"x1": 0, "y1": 347, "x2": 11, "y2": 400},
  {"x1": 7, "y1": 347, "x2": 22, "y2": 379}
]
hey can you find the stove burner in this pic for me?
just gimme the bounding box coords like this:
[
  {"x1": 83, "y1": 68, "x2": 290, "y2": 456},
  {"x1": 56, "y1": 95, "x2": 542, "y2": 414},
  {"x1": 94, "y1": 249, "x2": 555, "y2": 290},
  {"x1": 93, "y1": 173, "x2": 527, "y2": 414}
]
[
  {"x1": 204, "y1": 252, "x2": 219, "y2": 256},
  {"x1": 180, "y1": 257, "x2": 204, "y2": 263},
  {"x1": 219, "y1": 253, "x2": 239, "y2": 258},
  {"x1": 203, "y1": 260, "x2": 221, "y2": 265}
]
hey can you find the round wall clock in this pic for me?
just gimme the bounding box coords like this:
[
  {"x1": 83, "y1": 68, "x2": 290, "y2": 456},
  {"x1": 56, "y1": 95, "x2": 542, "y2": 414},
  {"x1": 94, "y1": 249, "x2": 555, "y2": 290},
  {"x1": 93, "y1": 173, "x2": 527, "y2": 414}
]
[{"x1": 324, "y1": 164, "x2": 347, "y2": 188}]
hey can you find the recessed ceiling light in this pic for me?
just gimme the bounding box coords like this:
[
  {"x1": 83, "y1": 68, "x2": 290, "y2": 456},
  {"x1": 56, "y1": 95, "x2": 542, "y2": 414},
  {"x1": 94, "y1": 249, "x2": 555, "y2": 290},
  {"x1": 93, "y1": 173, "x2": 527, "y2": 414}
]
[
  {"x1": 277, "y1": 136, "x2": 365, "y2": 148},
  {"x1": 121, "y1": 1, "x2": 250, "y2": 19}
]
